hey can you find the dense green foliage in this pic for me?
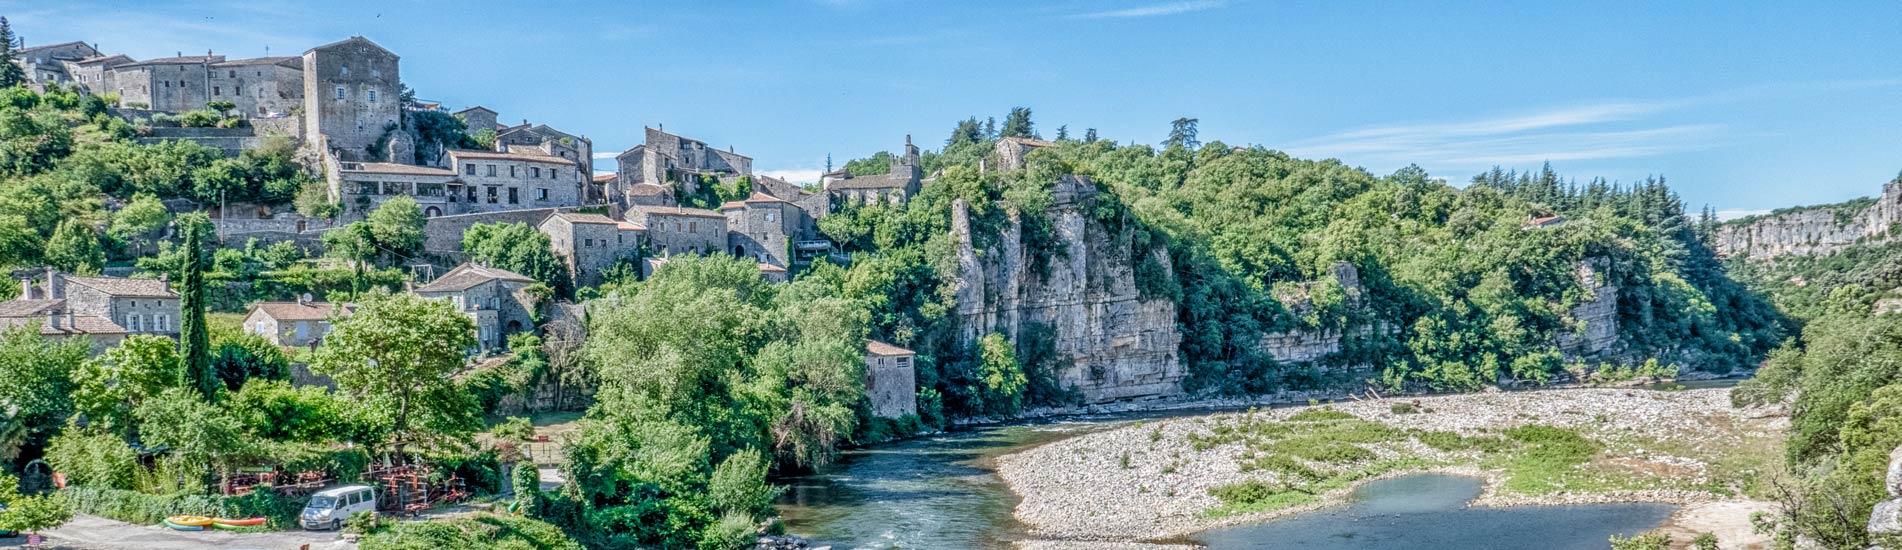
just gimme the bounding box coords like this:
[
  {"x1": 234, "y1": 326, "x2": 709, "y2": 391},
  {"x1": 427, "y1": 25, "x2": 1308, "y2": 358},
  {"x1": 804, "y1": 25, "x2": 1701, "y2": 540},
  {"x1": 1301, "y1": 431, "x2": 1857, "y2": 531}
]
[
  {"x1": 358, "y1": 513, "x2": 585, "y2": 550},
  {"x1": 462, "y1": 221, "x2": 575, "y2": 298},
  {"x1": 312, "y1": 291, "x2": 481, "y2": 454},
  {"x1": 179, "y1": 213, "x2": 217, "y2": 398}
]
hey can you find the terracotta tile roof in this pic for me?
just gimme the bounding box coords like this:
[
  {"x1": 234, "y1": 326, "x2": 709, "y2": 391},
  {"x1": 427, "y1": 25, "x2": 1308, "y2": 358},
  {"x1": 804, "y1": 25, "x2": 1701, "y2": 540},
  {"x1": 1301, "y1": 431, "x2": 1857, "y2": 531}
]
[
  {"x1": 339, "y1": 162, "x2": 456, "y2": 176},
  {"x1": 64, "y1": 276, "x2": 177, "y2": 298},
  {"x1": 719, "y1": 201, "x2": 745, "y2": 211},
  {"x1": 866, "y1": 340, "x2": 914, "y2": 356},
  {"x1": 626, "y1": 183, "x2": 668, "y2": 196},
  {"x1": 758, "y1": 263, "x2": 786, "y2": 273},
  {"x1": 248, "y1": 301, "x2": 354, "y2": 322},
  {"x1": 551, "y1": 212, "x2": 618, "y2": 225},
  {"x1": 627, "y1": 205, "x2": 726, "y2": 219},
  {"x1": 1001, "y1": 136, "x2": 1056, "y2": 148},
  {"x1": 617, "y1": 221, "x2": 647, "y2": 231},
  {"x1": 592, "y1": 173, "x2": 616, "y2": 183},
  {"x1": 448, "y1": 149, "x2": 569, "y2": 164},
  {"x1": 414, "y1": 263, "x2": 536, "y2": 293},
  {"x1": 745, "y1": 192, "x2": 789, "y2": 204}
]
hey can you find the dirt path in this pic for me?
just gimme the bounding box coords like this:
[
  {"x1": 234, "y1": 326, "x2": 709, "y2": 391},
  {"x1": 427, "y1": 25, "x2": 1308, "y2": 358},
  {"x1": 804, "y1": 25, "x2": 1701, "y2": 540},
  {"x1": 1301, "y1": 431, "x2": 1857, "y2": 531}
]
[
  {"x1": 0, "y1": 514, "x2": 348, "y2": 550},
  {"x1": 1657, "y1": 500, "x2": 1777, "y2": 549}
]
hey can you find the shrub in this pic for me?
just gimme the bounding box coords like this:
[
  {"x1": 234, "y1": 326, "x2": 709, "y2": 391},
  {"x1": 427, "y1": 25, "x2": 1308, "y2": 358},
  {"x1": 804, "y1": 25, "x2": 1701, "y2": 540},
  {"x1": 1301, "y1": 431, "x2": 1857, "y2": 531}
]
[
  {"x1": 491, "y1": 417, "x2": 535, "y2": 442},
  {"x1": 1608, "y1": 531, "x2": 1671, "y2": 550},
  {"x1": 44, "y1": 430, "x2": 139, "y2": 490},
  {"x1": 57, "y1": 486, "x2": 306, "y2": 529},
  {"x1": 358, "y1": 513, "x2": 584, "y2": 550},
  {"x1": 697, "y1": 511, "x2": 756, "y2": 550},
  {"x1": 1389, "y1": 402, "x2": 1421, "y2": 414},
  {"x1": 179, "y1": 110, "x2": 218, "y2": 128},
  {"x1": 1692, "y1": 532, "x2": 1719, "y2": 550},
  {"x1": 1287, "y1": 408, "x2": 1356, "y2": 422}
]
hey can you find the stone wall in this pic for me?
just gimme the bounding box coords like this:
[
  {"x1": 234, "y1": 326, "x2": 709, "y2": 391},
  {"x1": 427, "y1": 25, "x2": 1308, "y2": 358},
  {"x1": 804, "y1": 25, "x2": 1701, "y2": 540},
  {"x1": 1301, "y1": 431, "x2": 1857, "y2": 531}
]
[
  {"x1": 1714, "y1": 178, "x2": 1902, "y2": 259},
  {"x1": 953, "y1": 175, "x2": 1184, "y2": 404},
  {"x1": 420, "y1": 208, "x2": 563, "y2": 254}
]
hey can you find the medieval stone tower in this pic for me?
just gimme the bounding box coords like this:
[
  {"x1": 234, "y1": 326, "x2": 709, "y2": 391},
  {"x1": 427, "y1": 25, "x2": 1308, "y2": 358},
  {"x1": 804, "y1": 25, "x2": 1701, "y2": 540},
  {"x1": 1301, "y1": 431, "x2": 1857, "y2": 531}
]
[{"x1": 302, "y1": 36, "x2": 400, "y2": 161}]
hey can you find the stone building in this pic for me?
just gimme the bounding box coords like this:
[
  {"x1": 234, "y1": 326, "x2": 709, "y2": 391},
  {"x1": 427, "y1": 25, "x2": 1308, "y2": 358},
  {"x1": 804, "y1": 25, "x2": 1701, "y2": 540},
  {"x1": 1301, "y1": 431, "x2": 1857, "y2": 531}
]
[
  {"x1": 209, "y1": 56, "x2": 305, "y2": 116},
  {"x1": 0, "y1": 268, "x2": 181, "y2": 351},
  {"x1": 110, "y1": 54, "x2": 225, "y2": 112},
  {"x1": 412, "y1": 263, "x2": 538, "y2": 350},
  {"x1": 614, "y1": 127, "x2": 752, "y2": 209},
  {"x1": 864, "y1": 340, "x2": 918, "y2": 419},
  {"x1": 332, "y1": 147, "x2": 583, "y2": 219},
  {"x1": 303, "y1": 36, "x2": 401, "y2": 162},
  {"x1": 822, "y1": 136, "x2": 924, "y2": 207},
  {"x1": 993, "y1": 136, "x2": 1055, "y2": 171},
  {"x1": 721, "y1": 192, "x2": 806, "y2": 268},
  {"x1": 241, "y1": 298, "x2": 355, "y2": 348},
  {"x1": 625, "y1": 205, "x2": 727, "y2": 258},
  {"x1": 454, "y1": 106, "x2": 499, "y2": 133},
  {"x1": 13, "y1": 41, "x2": 101, "y2": 90},
  {"x1": 538, "y1": 212, "x2": 644, "y2": 288}
]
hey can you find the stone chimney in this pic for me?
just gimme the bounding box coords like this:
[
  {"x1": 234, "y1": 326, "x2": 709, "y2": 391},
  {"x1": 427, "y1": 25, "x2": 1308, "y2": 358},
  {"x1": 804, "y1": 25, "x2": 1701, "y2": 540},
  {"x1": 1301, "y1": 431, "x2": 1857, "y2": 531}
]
[
  {"x1": 20, "y1": 278, "x2": 33, "y2": 300},
  {"x1": 43, "y1": 266, "x2": 61, "y2": 299}
]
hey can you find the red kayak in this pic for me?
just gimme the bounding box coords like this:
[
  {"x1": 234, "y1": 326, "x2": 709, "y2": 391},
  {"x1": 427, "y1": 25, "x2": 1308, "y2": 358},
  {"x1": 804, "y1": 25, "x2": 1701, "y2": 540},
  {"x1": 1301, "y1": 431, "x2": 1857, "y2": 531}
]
[{"x1": 212, "y1": 517, "x2": 268, "y2": 526}]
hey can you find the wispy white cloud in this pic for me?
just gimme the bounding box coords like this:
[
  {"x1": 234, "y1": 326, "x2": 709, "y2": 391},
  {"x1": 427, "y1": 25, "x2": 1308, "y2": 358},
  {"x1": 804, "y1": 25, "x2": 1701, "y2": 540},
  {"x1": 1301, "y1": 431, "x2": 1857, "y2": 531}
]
[
  {"x1": 1283, "y1": 100, "x2": 1724, "y2": 173},
  {"x1": 591, "y1": 152, "x2": 619, "y2": 160},
  {"x1": 760, "y1": 168, "x2": 825, "y2": 185},
  {"x1": 1073, "y1": 0, "x2": 1225, "y2": 19}
]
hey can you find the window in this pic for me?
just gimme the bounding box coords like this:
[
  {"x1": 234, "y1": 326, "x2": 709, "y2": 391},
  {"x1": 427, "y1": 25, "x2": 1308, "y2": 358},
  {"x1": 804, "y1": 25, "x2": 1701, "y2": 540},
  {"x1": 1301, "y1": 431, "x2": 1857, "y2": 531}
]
[
  {"x1": 178, "y1": 80, "x2": 186, "y2": 87},
  {"x1": 367, "y1": 89, "x2": 376, "y2": 102},
  {"x1": 164, "y1": 81, "x2": 170, "y2": 88},
  {"x1": 689, "y1": 221, "x2": 697, "y2": 233},
  {"x1": 228, "y1": 70, "x2": 236, "y2": 78},
  {"x1": 335, "y1": 86, "x2": 344, "y2": 100},
  {"x1": 213, "y1": 86, "x2": 220, "y2": 96},
  {"x1": 486, "y1": 165, "x2": 497, "y2": 177},
  {"x1": 465, "y1": 163, "x2": 476, "y2": 175},
  {"x1": 156, "y1": 315, "x2": 170, "y2": 332},
  {"x1": 235, "y1": 85, "x2": 241, "y2": 95},
  {"x1": 254, "y1": 321, "x2": 267, "y2": 335},
  {"x1": 765, "y1": 211, "x2": 776, "y2": 222},
  {"x1": 341, "y1": 66, "x2": 348, "y2": 76},
  {"x1": 508, "y1": 187, "x2": 519, "y2": 204},
  {"x1": 537, "y1": 188, "x2": 548, "y2": 201},
  {"x1": 467, "y1": 187, "x2": 477, "y2": 201},
  {"x1": 371, "y1": 68, "x2": 379, "y2": 77},
  {"x1": 550, "y1": 169, "x2": 558, "y2": 179},
  {"x1": 127, "y1": 314, "x2": 143, "y2": 332},
  {"x1": 584, "y1": 238, "x2": 594, "y2": 247},
  {"x1": 357, "y1": 182, "x2": 378, "y2": 194},
  {"x1": 487, "y1": 187, "x2": 498, "y2": 204},
  {"x1": 509, "y1": 166, "x2": 517, "y2": 177}
]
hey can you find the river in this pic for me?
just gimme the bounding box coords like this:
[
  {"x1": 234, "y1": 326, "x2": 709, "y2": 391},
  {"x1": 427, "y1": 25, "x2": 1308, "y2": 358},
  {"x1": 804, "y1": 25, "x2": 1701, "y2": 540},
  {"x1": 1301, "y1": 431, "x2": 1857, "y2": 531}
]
[{"x1": 778, "y1": 386, "x2": 1720, "y2": 549}]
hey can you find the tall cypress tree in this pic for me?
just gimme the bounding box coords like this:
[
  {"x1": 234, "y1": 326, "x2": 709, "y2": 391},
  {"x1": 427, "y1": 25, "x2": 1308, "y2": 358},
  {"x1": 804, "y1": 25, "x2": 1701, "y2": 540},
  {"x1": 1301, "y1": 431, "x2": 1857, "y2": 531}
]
[
  {"x1": 0, "y1": 17, "x2": 25, "y2": 89},
  {"x1": 178, "y1": 214, "x2": 216, "y2": 398}
]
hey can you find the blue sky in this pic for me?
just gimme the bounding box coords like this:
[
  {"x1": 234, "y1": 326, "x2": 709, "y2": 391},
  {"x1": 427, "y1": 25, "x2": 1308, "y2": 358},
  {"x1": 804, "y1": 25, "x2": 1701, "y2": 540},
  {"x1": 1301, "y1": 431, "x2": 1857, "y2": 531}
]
[{"x1": 10, "y1": 0, "x2": 1901, "y2": 216}]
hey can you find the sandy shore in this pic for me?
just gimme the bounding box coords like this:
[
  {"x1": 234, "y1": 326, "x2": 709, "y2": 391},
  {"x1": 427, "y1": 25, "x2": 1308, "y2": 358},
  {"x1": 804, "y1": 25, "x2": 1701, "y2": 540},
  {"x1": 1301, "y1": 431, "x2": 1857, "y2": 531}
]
[{"x1": 996, "y1": 387, "x2": 1784, "y2": 548}]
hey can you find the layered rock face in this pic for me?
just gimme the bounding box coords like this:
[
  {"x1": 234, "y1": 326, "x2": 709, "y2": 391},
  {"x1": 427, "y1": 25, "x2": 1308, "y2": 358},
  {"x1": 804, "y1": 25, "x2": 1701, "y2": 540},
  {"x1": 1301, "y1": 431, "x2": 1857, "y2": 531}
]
[
  {"x1": 1715, "y1": 179, "x2": 1902, "y2": 259},
  {"x1": 953, "y1": 176, "x2": 1185, "y2": 404},
  {"x1": 1256, "y1": 261, "x2": 1375, "y2": 369},
  {"x1": 1558, "y1": 257, "x2": 1620, "y2": 358}
]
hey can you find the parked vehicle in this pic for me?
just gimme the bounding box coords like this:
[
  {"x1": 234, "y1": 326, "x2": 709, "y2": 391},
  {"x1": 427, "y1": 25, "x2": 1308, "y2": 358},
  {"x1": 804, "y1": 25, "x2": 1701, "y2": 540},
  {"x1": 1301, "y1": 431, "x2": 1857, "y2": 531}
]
[{"x1": 300, "y1": 485, "x2": 376, "y2": 530}]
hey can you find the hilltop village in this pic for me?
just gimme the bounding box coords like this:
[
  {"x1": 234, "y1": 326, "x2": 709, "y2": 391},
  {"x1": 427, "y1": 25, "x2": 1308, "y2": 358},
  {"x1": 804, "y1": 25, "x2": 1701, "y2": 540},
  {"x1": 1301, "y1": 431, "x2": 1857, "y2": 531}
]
[{"x1": 7, "y1": 35, "x2": 937, "y2": 413}]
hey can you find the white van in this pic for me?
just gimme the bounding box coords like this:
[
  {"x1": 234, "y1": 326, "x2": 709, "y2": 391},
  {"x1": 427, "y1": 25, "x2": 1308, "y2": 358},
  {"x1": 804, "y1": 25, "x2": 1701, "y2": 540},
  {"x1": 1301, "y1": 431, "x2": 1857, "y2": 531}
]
[{"x1": 300, "y1": 485, "x2": 376, "y2": 530}]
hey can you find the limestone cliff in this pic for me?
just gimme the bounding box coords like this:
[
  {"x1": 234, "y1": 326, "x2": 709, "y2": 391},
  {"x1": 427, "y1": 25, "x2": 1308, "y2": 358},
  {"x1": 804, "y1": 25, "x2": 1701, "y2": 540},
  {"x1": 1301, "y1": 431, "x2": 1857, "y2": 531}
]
[
  {"x1": 952, "y1": 175, "x2": 1185, "y2": 404},
  {"x1": 1557, "y1": 257, "x2": 1620, "y2": 358},
  {"x1": 1715, "y1": 179, "x2": 1902, "y2": 259}
]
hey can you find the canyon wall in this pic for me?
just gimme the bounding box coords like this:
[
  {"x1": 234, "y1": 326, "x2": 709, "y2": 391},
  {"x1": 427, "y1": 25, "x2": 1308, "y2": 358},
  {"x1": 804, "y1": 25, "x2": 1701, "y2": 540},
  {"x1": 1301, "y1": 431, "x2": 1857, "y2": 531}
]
[
  {"x1": 1714, "y1": 179, "x2": 1902, "y2": 259},
  {"x1": 953, "y1": 175, "x2": 1185, "y2": 404}
]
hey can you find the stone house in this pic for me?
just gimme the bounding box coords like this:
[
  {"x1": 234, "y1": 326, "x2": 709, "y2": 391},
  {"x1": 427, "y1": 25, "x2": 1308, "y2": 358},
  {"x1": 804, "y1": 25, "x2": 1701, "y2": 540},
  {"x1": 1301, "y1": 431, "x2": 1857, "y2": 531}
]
[
  {"x1": 13, "y1": 41, "x2": 102, "y2": 90},
  {"x1": 0, "y1": 268, "x2": 181, "y2": 351},
  {"x1": 721, "y1": 192, "x2": 808, "y2": 268},
  {"x1": 303, "y1": 36, "x2": 401, "y2": 162},
  {"x1": 412, "y1": 263, "x2": 538, "y2": 350},
  {"x1": 625, "y1": 205, "x2": 727, "y2": 258},
  {"x1": 615, "y1": 127, "x2": 752, "y2": 210},
  {"x1": 538, "y1": 212, "x2": 645, "y2": 288},
  {"x1": 496, "y1": 123, "x2": 595, "y2": 200},
  {"x1": 209, "y1": 56, "x2": 305, "y2": 117},
  {"x1": 993, "y1": 136, "x2": 1055, "y2": 171},
  {"x1": 454, "y1": 106, "x2": 500, "y2": 133},
  {"x1": 864, "y1": 340, "x2": 918, "y2": 419},
  {"x1": 333, "y1": 147, "x2": 582, "y2": 219},
  {"x1": 110, "y1": 55, "x2": 226, "y2": 112},
  {"x1": 241, "y1": 298, "x2": 356, "y2": 348},
  {"x1": 822, "y1": 136, "x2": 924, "y2": 207}
]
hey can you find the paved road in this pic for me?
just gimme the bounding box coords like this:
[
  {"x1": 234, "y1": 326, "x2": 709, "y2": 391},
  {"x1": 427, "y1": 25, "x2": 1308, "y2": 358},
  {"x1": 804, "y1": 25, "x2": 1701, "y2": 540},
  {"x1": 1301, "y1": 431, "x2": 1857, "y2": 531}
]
[{"x1": 0, "y1": 514, "x2": 349, "y2": 550}]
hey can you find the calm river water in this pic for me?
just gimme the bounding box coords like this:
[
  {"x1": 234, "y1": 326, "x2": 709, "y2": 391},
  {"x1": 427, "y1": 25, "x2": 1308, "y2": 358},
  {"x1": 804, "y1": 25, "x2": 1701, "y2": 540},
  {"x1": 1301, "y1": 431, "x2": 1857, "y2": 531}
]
[{"x1": 778, "y1": 388, "x2": 1716, "y2": 550}]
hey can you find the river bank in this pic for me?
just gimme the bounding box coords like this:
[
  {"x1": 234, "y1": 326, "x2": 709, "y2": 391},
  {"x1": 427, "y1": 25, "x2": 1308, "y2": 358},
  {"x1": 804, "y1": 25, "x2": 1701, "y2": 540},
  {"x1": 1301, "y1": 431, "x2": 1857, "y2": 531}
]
[{"x1": 994, "y1": 387, "x2": 1784, "y2": 548}]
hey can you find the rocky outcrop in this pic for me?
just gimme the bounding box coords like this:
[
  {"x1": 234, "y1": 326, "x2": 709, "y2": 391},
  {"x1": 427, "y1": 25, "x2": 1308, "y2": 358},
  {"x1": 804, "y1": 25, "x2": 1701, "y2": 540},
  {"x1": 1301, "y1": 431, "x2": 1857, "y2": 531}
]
[
  {"x1": 953, "y1": 175, "x2": 1184, "y2": 404},
  {"x1": 1558, "y1": 257, "x2": 1620, "y2": 357},
  {"x1": 1256, "y1": 262, "x2": 1371, "y2": 368},
  {"x1": 1869, "y1": 446, "x2": 1902, "y2": 537},
  {"x1": 1715, "y1": 179, "x2": 1902, "y2": 259}
]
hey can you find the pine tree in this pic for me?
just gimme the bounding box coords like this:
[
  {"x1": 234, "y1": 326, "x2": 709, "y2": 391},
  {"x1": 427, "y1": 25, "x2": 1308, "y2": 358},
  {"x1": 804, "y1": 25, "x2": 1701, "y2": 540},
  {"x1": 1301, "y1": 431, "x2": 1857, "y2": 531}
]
[
  {"x1": 0, "y1": 17, "x2": 24, "y2": 89},
  {"x1": 1165, "y1": 117, "x2": 1199, "y2": 149},
  {"x1": 177, "y1": 215, "x2": 216, "y2": 399},
  {"x1": 1001, "y1": 107, "x2": 1035, "y2": 139},
  {"x1": 983, "y1": 117, "x2": 996, "y2": 140},
  {"x1": 1055, "y1": 125, "x2": 1069, "y2": 141},
  {"x1": 1084, "y1": 128, "x2": 1098, "y2": 143}
]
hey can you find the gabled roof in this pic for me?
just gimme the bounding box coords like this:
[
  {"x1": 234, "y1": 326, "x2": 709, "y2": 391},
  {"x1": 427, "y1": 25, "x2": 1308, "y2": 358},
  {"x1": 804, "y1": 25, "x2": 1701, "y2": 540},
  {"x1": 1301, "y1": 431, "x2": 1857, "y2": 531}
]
[
  {"x1": 16, "y1": 41, "x2": 94, "y2": 56},
  {"x1": 213, "y1": 56, "x2": 301, "y2": 68},
  {"x1": 0, "y1": 315, "x2": 128, "y2": 336},
  {"x1": 448, "y1": 149, "x2": 570, "y2": 164},
  {"x1": 0, "y1": 300, "x2": 64, "y2": 317},
  {"x1": 866, "y1": 340, "x2": 914, "y2": 356},
  {"x1": 64, "y1": 276, "x2": 177, "y2": 298},
  {"x1": 454, "y1": 106, "x2": 497, "y2": 116},
  {"x1": 73, "y1": 54, "x2": 135, "y2": 67},
  {"x1": 626, "y1": 205, "x2": 726, "y2": 219},
  {"x1": 626, "y1": 183, "x2": 668, "y2": 197},
  {"x1": 248, "y1": 301, "x2": 355, "y2": 322},
  {"x1": 549, "y1": 212, "x2": 618, "y2": 225},
  {"x1": 721, "y1": 192, "x2": 791, "y2": 210},
  {"x1": 758, "y1": 263, "x2": 786, "y2": 273},
  {"x1": 592, "y1": 173, "x2": 616, "y2": 183},
  {"x1": 414, "y1": 263, "x2": 536, "y2": 293},
  {"x1": 616, "y1": 221, "x2": 646, "y2": 232},
  {"x1": 306, "y1": 36, "x2": 398, "y2": 59},
  {"x1": 339, "y1": 162, "x2": 455, "y2": 176}
]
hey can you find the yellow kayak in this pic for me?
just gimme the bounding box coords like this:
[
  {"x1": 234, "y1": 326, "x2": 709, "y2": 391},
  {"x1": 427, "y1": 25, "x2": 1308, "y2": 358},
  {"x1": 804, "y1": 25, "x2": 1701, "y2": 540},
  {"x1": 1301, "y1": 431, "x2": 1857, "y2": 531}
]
[{"x1": 167, "y1": 515, "x2": 215, "y2": 527}]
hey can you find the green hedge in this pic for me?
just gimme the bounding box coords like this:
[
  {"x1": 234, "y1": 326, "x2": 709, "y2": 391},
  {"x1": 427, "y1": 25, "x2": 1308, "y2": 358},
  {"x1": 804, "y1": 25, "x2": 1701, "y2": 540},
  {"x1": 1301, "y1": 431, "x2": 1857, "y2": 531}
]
[{"x1": 58, "y1": 486, "x2": 308, "y2": 529}]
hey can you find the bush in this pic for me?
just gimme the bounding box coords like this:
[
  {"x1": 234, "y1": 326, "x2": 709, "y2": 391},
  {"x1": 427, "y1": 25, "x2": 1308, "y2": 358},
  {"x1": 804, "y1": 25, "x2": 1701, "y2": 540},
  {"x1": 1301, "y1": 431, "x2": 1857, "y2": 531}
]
[
  {"x1": 179, "y1": 110, "x2": 219, "y2": 128},
  {"x1": 697, "y1": 512, "x2": 756, "y2": 550},
  {"x1": 1608, "y1": 531, "x2": 1671, "y2": 550},
  {"x1": 57, "y1": 486, "x2": 307, "y2": 529},
  {"x1": 44, "y1": 430, "x2": 139, "y2": 490},
  {"x1": 358, "y1": 513, "x2": 584, "y2": 550}
]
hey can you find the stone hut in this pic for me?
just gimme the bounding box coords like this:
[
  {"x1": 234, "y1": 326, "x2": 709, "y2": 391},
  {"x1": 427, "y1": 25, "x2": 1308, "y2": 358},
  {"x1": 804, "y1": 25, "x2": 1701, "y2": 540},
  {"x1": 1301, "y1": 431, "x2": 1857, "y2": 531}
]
[
  {"x1": 538, "y1": 212, "x2": 644, "y2": 288},
  {"x1": 412, "y1": 263, "x2": 538, "y2": 350},
  {"x1": 241, "y1": 298, "x2": 355, "y2": 347},
  {"x1": 865, "y1": 340, "x2": 918, "y2": 419},
  {"x1": 625, "y1": 205, "x2": 727, "y2": 259}
]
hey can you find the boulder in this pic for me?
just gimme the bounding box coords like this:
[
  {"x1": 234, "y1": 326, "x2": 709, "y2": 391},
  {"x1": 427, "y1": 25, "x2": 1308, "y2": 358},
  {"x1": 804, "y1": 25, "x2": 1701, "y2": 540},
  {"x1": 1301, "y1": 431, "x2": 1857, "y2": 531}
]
[{"x1": 1868, "y1": 445, "x2": 1902, "y2": 537}]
